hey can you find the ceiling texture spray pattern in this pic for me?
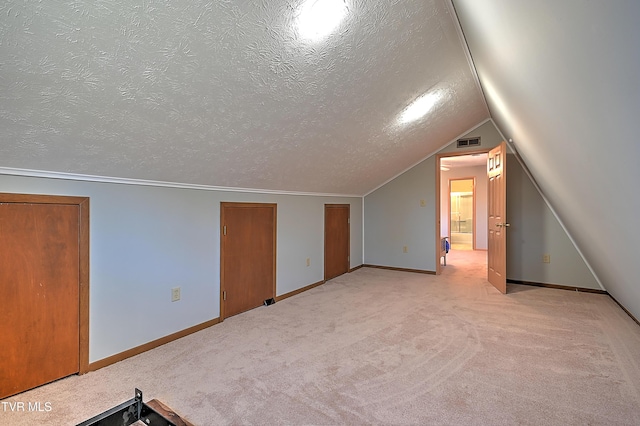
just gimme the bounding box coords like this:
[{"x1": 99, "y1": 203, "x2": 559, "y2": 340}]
[{"x1": 0, "y1": 0, "x2": 487, "y2": 194}]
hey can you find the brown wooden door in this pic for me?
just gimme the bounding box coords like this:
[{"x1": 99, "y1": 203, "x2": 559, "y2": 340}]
[
  {"x1": 221, "y1": 203, "x2": 276, "y2": 319},
  {"x1": 324, "y1": 204, "x2": 350, "y2": 281},
  {"x1": 0, "y1": 203, "x2": 80, "y2": 399},
  {"x1": 487, "y1": 141, "x2": 508, "y2": 293}
]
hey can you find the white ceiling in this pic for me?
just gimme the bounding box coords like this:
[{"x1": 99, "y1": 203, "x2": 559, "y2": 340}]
[{"x1": 0, "y1": 0, "x2": 487, "y2": 195}]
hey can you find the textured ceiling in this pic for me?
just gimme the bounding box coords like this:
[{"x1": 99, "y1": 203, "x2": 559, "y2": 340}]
[{"x1": 0, "y1": 0, "x2": 488, "y2": 195}]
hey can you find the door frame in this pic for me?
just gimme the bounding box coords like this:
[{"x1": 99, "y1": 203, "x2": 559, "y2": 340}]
[
  {"x1": 220, "y1": 202, "x2": 277, "y2": 321},
  {"x1": 435, "y1": 149, "x2": 489, "y2": 275},
  {"x1": 448, "y1": 177, "x2": 477, "y2": 250},
  {"x1": 0, "y1": 193, "x2": 90, "y2": 374}
]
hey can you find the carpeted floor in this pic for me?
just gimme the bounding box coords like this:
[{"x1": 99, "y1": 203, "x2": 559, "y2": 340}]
[{"x1": 2, "y1": 250, "x2": 640, "y2": 425}]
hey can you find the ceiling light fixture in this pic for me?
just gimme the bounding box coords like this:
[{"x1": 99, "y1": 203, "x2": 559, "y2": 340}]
[
  {"x1": 398, "y1": 91, "x2": 442, "y2": 125},
  {"x1": 297, "y1": 0, "x2": 348, "y2": 41}
]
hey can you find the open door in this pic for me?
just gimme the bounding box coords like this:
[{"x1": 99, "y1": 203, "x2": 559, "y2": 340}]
[
  {"x1": 487, "y1": 141, "x2": 509, "y2": 293},
  {"x1": 436, "y1": 150, "x2": 489, "y2": 274}
]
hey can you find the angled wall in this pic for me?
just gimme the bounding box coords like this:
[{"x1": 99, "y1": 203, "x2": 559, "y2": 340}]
[{"x1": 453, "y1": 0, "x2": 640, "y2": 319}]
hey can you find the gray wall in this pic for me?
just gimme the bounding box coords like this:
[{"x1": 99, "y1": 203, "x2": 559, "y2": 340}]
[
  {"x1": 364, "y1": 156, "x2": 436, "y2": 270},
  {"x1": 506, "y1": 154, "x2": 600, "y2": 289},
  {"x1": 0, "y1": 174, "x2": 362, "y2": 363},
  {"x1": 364, "y1": 121, "x2": 501, "y2": 270},
  {"x1": 453, "y1": 0, "x2": 640, "y2": 320},
  {"x1": 364, "y1": 121, "x2": 600, "y2": 290}
]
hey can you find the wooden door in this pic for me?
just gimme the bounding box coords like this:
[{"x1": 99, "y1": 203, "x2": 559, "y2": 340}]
[
  {"x1": 220, "y1": 203, "x2": 276, "y2": 320},
  {"x1": 0, "y1": 202, "x2": 81, "y2": 398},
  {"x1": 324, "y1": 204, "x2": 350, "y2": 281},
  {"x1": 487, "y1": 141, "x2": 508, "y2": 293}
]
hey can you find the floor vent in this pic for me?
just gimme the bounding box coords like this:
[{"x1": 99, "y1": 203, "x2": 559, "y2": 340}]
[{"x1": 457, "y1": 137, "x2": 481, "y2": 148}]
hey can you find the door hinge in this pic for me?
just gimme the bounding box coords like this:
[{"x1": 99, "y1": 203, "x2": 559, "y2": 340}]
[
  {"x1": 347, "y1": 256, "x2": 350, "y2": 262},
  {"x1": 347, "y1": 218, "x2": 350, "y2": 224},
  {"x1": 223, "y1": 290, "x2": 227, "y2": 301},
  {"x1": 223, "y1": 225, "x2": 227, "y2": 236}
]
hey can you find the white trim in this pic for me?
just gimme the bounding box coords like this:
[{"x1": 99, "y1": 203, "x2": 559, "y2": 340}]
[
  {"x1": 0, "y1": 167, "x2": 361, "y2": 198},
  {"x1": 490, "y1": 119, "x2": 606, "y2": 291},
  {"x1": 447, "y1": 0, "x2": 490, "y2": 116},
  {"x1": 363, "y1": 118, "x2": 491, "y2": 196}
]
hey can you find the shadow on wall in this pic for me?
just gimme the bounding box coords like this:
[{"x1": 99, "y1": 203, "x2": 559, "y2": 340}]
[
  {"x1": 505, "y1": 153, "x2": 600, "y2": 289},
  {"x1": 506, "y1": 152, "x2": 544, "y2": 279}
]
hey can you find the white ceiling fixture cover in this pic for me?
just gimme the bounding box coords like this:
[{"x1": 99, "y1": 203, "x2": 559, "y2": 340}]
[
  {"x1": 296, "y1": 0, "x2": 349, "y2": 42},
  {"x1": 398, "y1": 91, "x2": 443, "y2": 125}
]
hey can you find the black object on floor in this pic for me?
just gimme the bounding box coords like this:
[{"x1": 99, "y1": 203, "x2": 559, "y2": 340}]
[{"x1": 76, "y1": 388, "x2": 176, "y2": 426}]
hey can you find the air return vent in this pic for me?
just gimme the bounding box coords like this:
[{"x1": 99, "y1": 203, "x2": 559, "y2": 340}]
[{"x1": 457, "y1": 137, "x2": 481, "y2": 148}]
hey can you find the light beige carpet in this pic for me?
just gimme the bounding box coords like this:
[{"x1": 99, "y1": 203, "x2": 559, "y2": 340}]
[{"x1": 2, "y1": 250, "x2": 640, "y2": 425}]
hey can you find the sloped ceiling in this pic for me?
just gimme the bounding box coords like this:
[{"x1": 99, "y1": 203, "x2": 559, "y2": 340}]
[
  {"x1": 453, "y1": 0, "x2": 640, "y2": 319},
  {"x1": 0, "y1": 0, "x2": 487, "y2": 195}
]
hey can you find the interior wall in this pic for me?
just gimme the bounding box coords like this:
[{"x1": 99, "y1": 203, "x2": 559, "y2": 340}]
[
  {"x1": 0, "y1": 174, "x2": 362, "y2": 363},
  {"x1": 364, "y1": 156, "x2": 437, "y2": 271},
  {"x1": 506, "y1": 153, "x2": 600, "y2": 289},
  {"x1": 364, "y1": 120, "x2": 599, "y2": 290},
  {"x1": 440, "y1": 165, "x2": 487, "y2": 249},
  {"x1": 453, "y1": 0, "x2": 640, "y2": 320},
  {"x1": 364, "y1": 121, "x2": 501, "y2": 270}
]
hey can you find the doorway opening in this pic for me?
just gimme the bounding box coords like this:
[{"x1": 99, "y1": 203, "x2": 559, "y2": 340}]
[
  {"x1": 435, "y1": 150, "x2": 489, "y2": 275},
  {"x1": 449, "y1": 178, "x2": 475, "y2": 250}
]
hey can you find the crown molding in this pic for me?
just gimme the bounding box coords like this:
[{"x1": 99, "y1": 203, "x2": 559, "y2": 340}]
[{"x1": 0, "y1": 167, "x2": 361, "y2": 198}]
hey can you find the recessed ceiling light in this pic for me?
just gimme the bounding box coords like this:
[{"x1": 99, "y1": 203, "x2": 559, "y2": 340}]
[
  {"x1": 297, "y1": 0, "x2": 348, "y2": 42},
  {"x1": 398, "y1": 91, "x2": 442, "y2": 125}
]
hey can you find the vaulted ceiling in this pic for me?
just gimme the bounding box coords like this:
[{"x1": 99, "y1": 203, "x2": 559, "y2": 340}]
[
  {"x1": 0, "y1": 0, "x2": 487, "y2": 195},
  {"x1": 2, "y1": 1, "x2": 640, "y2": 318}
]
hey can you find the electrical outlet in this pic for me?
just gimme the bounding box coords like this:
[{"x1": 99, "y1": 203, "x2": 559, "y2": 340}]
[
  {"x1": 306, "y1": 258, "x2": 310, "y2": 267},
  {"x1": 171, "y1": 287, "x2": 181, "y2": 302},
  {"x1": 403, "y1": 246, "x2": 408, "y2": 253},
  {"x1": 543, "y1": 254, "x2": 551, "y2": 264}
]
